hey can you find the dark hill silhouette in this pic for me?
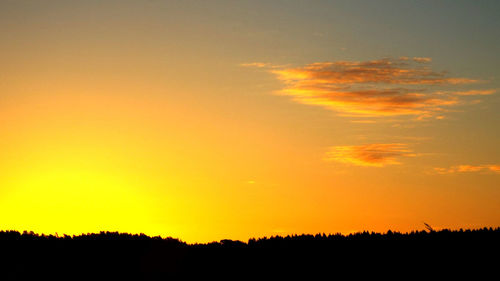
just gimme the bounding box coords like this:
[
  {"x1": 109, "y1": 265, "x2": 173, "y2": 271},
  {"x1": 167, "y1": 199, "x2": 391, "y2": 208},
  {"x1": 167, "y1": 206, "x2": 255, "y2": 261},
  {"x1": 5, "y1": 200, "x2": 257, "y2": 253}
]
[{"x1": 0, "y1": 228, "x2": 499, "y2": 279}]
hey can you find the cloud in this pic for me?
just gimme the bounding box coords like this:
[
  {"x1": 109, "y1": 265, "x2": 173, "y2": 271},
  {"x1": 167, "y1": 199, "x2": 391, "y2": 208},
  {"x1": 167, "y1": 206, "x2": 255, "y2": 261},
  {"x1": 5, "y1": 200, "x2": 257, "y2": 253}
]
[
  {"x1": 278, "y1": 87, "x2": 459, "y2": 117},
  {"x1": 240, "y1": 62, "x2": 271, "y2": 68},
  {"x1": 240, "y1": 62, "x2": 287, "y2": 69},
  {"x1": 325, "y1": 143, "x2": 416, "y2": 167},
  {"x1": 489, "y1": 165, "x2": 500, "y2": 173},
  {"x1": 412, "y1": 57, "x2": 433, "y2": 63},
  {"x1": 271, "y1": 59, "x2": 476, "y2": 85},
  {"x1": 452, "y1": 89, "x2": 496, "y2": 96},
  {"x1": 400, "y1": 57, "x2": 433, "y2": 63},
  {"x1": 434, "y1": 164, "x2": 500, "y2": 174},
  {"x1": 244, "y1": 58, "x2": 491, "y2": 118}
]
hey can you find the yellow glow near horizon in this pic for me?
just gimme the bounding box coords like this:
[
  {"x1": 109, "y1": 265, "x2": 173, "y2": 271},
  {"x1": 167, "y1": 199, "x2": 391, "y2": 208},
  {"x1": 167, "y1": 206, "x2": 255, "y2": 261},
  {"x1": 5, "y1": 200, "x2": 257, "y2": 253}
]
[
  {"x1": 0, "y1": 164, "x2": 155, "y2": 235},
  {"x1": 0, "y1": 94, "x2": 174, "y2": 237}
]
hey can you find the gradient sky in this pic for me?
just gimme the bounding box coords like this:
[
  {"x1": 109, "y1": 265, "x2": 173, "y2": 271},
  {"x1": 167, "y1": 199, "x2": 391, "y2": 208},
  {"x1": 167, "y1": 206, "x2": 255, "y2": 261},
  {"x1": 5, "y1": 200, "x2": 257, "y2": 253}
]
[{"x1": 1, "y1": 0, "x2": 499, "y2": 243}]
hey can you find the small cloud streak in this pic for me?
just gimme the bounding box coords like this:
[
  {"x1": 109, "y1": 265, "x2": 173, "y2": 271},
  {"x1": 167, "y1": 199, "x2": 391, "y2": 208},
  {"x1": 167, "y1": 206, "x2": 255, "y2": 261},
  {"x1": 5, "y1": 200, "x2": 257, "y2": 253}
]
[
  {"x1": 243, "y1": 58, "x2": 492, "y2": 119},
  {"x1": 325, "y1": 143, "x2": 416, "y2": 167},
  {"x1": 434, "y1": 164, "x2": 500, "y2": 174},
  {"x1": 452, "y1": 89, "x2": 496, "y2": 96},
  {"x1": 412, "y1": 57, "x2": 433, "y2": 63},
  {"x1": 240, "y1": 62, "x2": 286, "y2": 69},
  {"x1": 240, "y1": 62, "x2": 271, "y2": 68}
]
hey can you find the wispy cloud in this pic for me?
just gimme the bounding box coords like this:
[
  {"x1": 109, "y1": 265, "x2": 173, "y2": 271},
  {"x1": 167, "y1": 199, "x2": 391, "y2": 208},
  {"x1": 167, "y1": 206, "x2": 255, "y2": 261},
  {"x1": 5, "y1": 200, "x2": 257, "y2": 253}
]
[
  {"x1": 240, "y1": 62, "x2": 272, "y2": 68},
  {"x1": 243, "y1": 58, "x2": 492, "y2": 119},
  {"x1": 451, "y1": 89, "x2": 496, "y2": 96},
  {"x1": 434, "y1": 164, "x2": 500, "y2": 174},
  {"x1": 412, "y1": 57, "x2": 433, "y2": 63},
  {"x1": 271, "y1": 59, "x2": 476, "y2": 85},
  {"x1": 240, "y1": 62, "x2": 286, "y2": 69},
  {"x1": 325, "y1": 143, "x2": 416, "y2": 167}
]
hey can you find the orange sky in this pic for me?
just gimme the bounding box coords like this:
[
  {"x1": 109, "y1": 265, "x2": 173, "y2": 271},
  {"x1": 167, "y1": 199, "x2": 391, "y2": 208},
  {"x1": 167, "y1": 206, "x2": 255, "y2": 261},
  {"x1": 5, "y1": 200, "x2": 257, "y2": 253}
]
[{"x1": 0, "y1": 1, "x2": 499, "y2": 243}]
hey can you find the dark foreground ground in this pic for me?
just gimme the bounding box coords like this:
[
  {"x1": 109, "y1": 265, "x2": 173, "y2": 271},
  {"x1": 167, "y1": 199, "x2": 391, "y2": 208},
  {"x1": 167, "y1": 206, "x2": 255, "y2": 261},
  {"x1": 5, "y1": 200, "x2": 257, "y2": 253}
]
[{"x1": 1, "y1": 228, "x2": 499, "y2": 279}]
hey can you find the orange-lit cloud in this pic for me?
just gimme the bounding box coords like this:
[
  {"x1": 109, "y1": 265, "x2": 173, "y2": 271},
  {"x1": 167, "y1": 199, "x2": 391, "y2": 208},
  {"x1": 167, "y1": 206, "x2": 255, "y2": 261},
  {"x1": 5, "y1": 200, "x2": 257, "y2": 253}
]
[
  {"x1": 452, "y1": 89, "x2": 496, "y2": 96},
  {"x1": 325, "y1": 143, "x2": 416, "y2": 167},
  {"x1": 434, "y1": 164, "x2": 500, "y2": 174},
  {"x1": 270, "y1": 58, "x2": 476, "y2": 86},
  {"x1": 244, "y1": 58, "x2": 491, "y2": 118},
  {"x1": 278, "y1": 87, "x2": 459, "y2": 117}
]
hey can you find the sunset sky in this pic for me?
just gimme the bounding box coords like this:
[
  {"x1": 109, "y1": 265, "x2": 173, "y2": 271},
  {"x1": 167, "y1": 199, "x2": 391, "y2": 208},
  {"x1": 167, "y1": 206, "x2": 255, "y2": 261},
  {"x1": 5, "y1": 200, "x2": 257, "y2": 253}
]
[{"x1": 1, "y1": 0, "x2": 499, "y2": 243}]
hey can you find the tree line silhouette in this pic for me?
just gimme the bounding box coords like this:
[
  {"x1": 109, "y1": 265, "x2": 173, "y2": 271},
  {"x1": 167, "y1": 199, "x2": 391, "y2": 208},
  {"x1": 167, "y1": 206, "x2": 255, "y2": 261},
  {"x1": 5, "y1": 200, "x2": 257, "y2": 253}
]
[{"x1": 0, "y1": 227, "x2": 498, "y2": 279}]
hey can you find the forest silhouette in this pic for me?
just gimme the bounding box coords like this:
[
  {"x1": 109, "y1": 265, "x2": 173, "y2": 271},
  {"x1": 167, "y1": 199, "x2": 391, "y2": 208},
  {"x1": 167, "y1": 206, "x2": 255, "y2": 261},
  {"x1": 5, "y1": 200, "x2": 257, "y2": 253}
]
[{"x1": 1, "y1": 227, "x2": 499, "y2": 279}]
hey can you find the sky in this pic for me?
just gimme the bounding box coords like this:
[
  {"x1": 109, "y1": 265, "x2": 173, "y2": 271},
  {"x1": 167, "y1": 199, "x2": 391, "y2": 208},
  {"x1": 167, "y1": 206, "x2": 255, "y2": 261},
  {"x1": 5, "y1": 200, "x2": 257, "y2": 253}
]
[{"x1": 0, "y1": 0, "x2": 499, "y2": 243}]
